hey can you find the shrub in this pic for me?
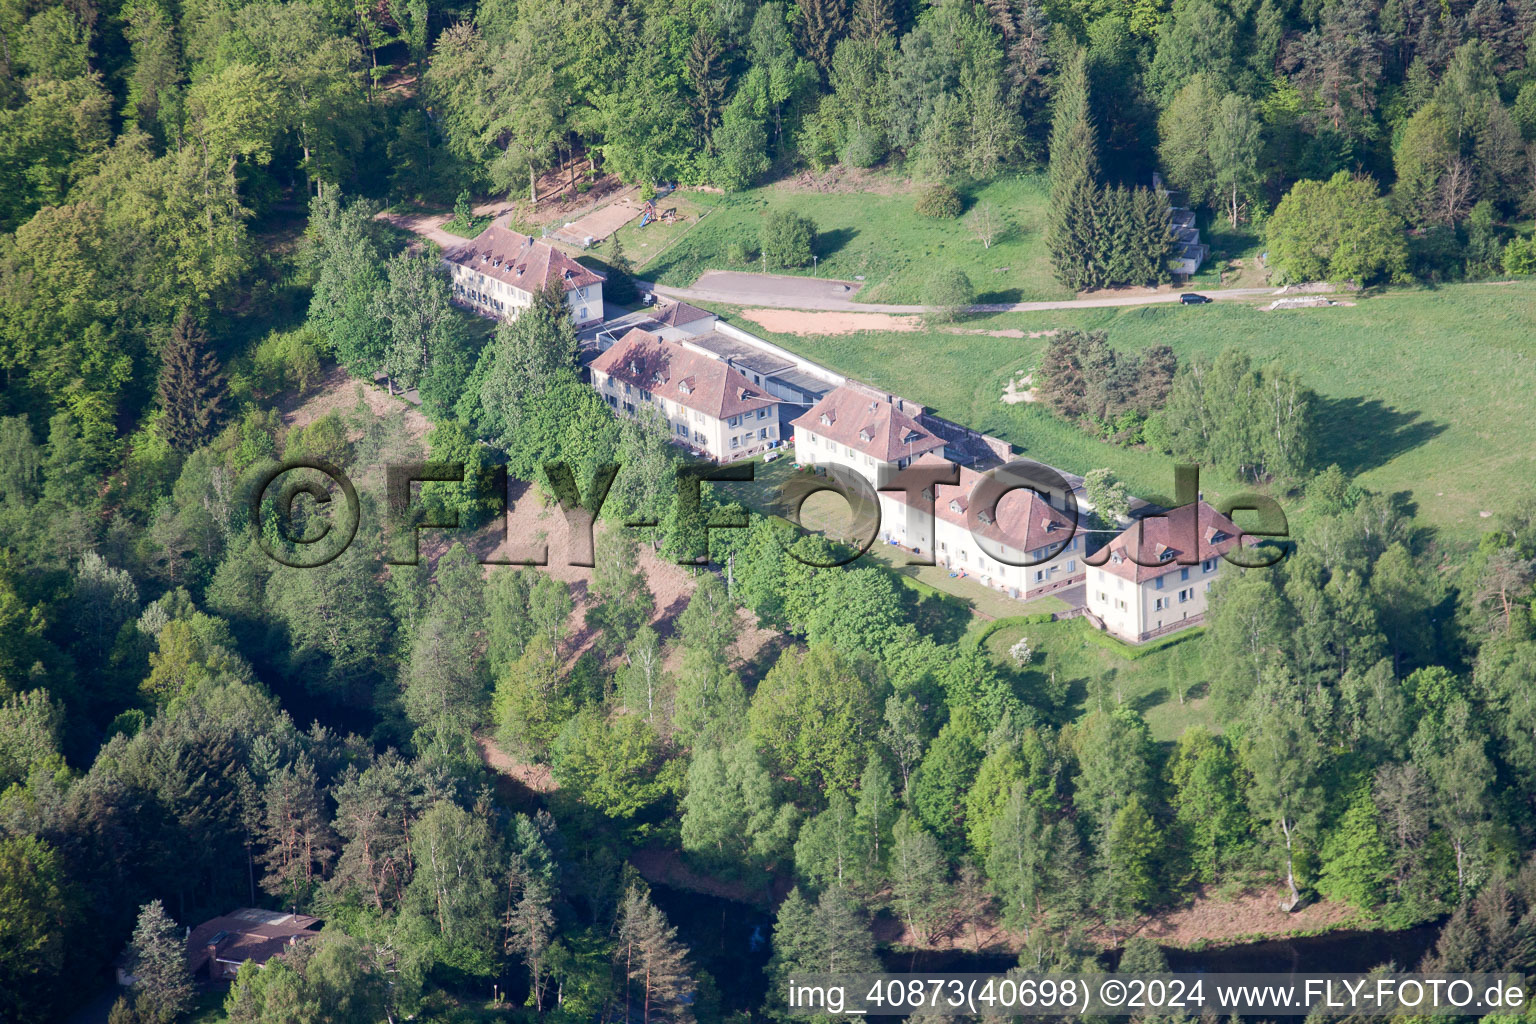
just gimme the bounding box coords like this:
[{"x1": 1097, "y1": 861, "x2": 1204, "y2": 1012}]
[
  {"x1": 1504, "y1": 235, "x2": 1536, "y2": 275},
  {"x1": 915, "y1": 184, "x2": 963, "y2": 219},
  {"x1": 726, "y1": 240, "x2": 755, "y2": 266},
  {"x1": 925, "y1": 268, "x2": 975, "y2": 322},
  {"x1": 760, "y1": 211, "x2": 817, "y2": 268},
  {"x1": 251, "y1": 328, "x2": 326, "y2": 397},
  {"x1": 841, "y1": 128, "x2": 885, "y2": 169}
]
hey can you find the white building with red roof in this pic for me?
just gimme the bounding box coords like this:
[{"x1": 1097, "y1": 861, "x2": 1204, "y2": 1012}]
[
  {"x1": 590, "y1": 327, "x2": 781, "y2": 461},
  {"x1": 791, "y1": 386, "x2": 1087, "y2": 601},
  {"x1": 790, "y1": 384, "x2": 947, "y2": 486},
  {"x1": 442, "y1": 216, "x2": 605, "y2": 327},
  {"x1": 1085, "y1": 500, "x2": 1243, "y2": 642},
  {"x1": 917, "y1": 458, "x2": 1087, "y2": 600}
]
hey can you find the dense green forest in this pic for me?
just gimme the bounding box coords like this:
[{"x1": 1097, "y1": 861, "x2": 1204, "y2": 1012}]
[{"x1": 5, "y1": 0, "x2": 1536, "y2": 1019}]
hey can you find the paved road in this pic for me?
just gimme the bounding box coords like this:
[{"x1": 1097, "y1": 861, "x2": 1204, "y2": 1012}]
[{"x1": 641, "y1": 269, "x2": 1277, "y2": 313}]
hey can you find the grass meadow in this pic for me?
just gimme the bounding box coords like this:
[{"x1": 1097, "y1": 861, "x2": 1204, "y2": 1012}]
[
  {"x1": 976, "y1": 617, "x2": 1215, "y2": 740},
  {"x1": 643, "y1": 175, "x2": 1071, "y2": 304},
  {"x1": 730, "y1": 279, "x2": 1536, "y2": 541}
]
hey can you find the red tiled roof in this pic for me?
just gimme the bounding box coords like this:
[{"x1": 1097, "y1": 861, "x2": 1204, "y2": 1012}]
[
  {"x1": 590, "y1": 328, "x2": 779, "y2": 420},
  {"x1": 894, "y1": 452, "x2": 1078, "y2": 554},
  {"x1": 443, "y1": 219, "x2": 604, "y2": 294},
  {"x1": 1093, "y1": 500, "x2": 1243, "y2": 583},
  {"x1": 650, "y1": 300, "x2": 715, "y2": 327},
  {"x1": 792, "y1": 386, "x2": 946, "y2": 463},
  {"x1": 187, "y1": 909, "x2": 321, "y2": 975}
]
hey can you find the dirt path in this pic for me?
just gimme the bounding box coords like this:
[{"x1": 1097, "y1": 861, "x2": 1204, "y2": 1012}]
[{"x1": 376, "y1": 199, "x2": 517, "y2": 249}]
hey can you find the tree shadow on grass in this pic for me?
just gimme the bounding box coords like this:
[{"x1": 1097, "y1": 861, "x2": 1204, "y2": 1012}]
[
  {"x1": 815, "y1": 226, "x2": 858, "y2": 260},
  {"x1": 977, "y1": 287, "x2": 1024, "y2": 304},
  {"x1": 1312, "y1": 395, "x2": 1447, "y2": 477}
]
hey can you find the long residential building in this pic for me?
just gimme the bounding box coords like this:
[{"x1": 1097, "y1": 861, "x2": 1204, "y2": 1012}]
[
  {"x1": 791, "y1": 385, "x2": 1087, "y2": 602},
  {"x1": 443, "y1": 216, "x2": 606, "y2": 327},
  {"x1": 589, "y1": 327, "x2": 781, "y2": 461}
]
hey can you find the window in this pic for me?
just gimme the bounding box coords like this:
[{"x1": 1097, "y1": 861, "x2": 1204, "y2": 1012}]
[
  {"x1": 759, "y1": 428, "x2": 769, "y2": 439},
  {"x1": 730, "y1": 437, "x2": 740, "y2": 449},
  {"x1": 1154, "y1": 576, "x2": 1163, "y2": 590},
  {"x1": 1179, "y1": 588, "x2": 1191, "y2": 602},
  {"x1": 1180, "y1": 567, "x2": 1190, "y2": 581},
  {"x1": 758, "y1": 408, "x2": 768, "y2": 419},
  {"x1": 728, "y1": 416, "x2": 740, "y2": 427},
  {"x1": 1034, "y1": 570, "x2": 1045, "y2": 582},
  {"x1": 624, "y1": 383, "x2": 632, "y2": 395},
  {"x1": 1154, "y1": 597, "x2": 1165, "y2": 611},
  {"x1": 675, "y1": 424, "x2": 687, "y2": 437},
  {"x1": 579, "y1": 308, "x2": 588, "y2": 320},
  {"x1": 1067, "y1": 560, "x2": 1076, "y2": 572},
  {"x1": 1202, "y1": 558, "x2": 1217, "y2": 572}
]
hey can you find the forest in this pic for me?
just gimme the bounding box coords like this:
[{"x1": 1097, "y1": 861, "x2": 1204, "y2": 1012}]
[{"x1": 5, "y1": 0, "x2": 1536, "y2": 1018}]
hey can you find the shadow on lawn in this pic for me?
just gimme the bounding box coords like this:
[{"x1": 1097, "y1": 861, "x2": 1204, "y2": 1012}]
[
  {"x1": 1313, "y1": 395, "x2": 1446, "y2": 477},
  {"x1": 815, "y1": 226, "x2": 859, "y2": 260}
]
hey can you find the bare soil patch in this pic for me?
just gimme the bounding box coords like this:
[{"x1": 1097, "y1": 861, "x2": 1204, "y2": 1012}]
[
  {"x1": 277, "y1": 365, "x2": 432, "y2": 441},
  {"x1": 477, "y1": 736, "x2": 558, "y2": 794},
  {"x1": 1001, "y1": 372, "x2": 1037, "y2": 404},
  {"x1": 1131, "y1": 885, "x2": 1365, "y2": 947},
  {"x1": 740, "y1": 308, "x2": 924, "y2": 335},
  {"x1": 548, "y1": 186, "x2": 645, "y2": 246},
  {"x1": 772, "y1": 166, "x2": 914, "y2": 196}
]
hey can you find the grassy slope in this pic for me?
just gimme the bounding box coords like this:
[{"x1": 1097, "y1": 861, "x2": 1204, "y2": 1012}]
[
  {"x1": 731, "y1": 280, "x2": 1536, "y2": 539},
  {"x1": 980, "y1": 618, "x2": 1214, "y2": 741},
  {"x1": 644, "y1": 175, "x2": 1072, "y2": 304}
]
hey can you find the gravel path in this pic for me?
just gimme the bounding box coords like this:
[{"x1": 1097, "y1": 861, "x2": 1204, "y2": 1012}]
[{"x1": 642, "y1": 269, "x2": 1276, "y2": 313}]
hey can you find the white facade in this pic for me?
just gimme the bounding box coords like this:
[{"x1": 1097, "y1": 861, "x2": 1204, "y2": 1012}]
[
  {"x1": 591, "y1": 366, "x2": 779, "y2": 461},
  {"x1": 1086, "y1": 555, "x2": 1224, "y2": 642},
  {"x1": 449, "y1": 264, "x2": 604, "y2": 327}
]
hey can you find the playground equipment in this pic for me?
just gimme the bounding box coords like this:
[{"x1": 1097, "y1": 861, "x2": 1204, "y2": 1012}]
[{"x1": 637, "y1": 199, "x2": 679, "y2": 228}]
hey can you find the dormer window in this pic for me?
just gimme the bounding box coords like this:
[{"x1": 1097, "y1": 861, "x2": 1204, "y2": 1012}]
[
  {"x1": 820, "y1": 413, "x2": 831, "y2": 426},
  {"x1": 977, "y1": 509, "x2": 993, "y2": 525},
  {"x1": 858, "y1": 428, "x2": 873, "y2": 443},
  {"x1": 628, "y1": 359, "x2": 640, "y2": 375},
  {"x1": 679, "y1": 380, "x2": 692, "y2": 394},
  {"x1": 949, "y1": 500, "x2": 962, "y2": 514}
]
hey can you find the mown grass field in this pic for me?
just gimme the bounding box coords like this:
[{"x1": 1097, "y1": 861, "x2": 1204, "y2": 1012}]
[
  {"x1": 644, "y1": 175, "x2": 1071, "y2": 304},
  {"x1": 730, "y1": 280, "x2": 1536, "y2": 540},
  {"x1": 977, "y1": 617, "x2": 1215, "y2": 741}
]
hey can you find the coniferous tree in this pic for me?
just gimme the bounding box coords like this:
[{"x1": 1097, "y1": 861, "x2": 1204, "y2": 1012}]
[
  {"x1": 126, "y1": 900, "x2": 194, "y2": 1024},
  {"x1": 157, "y1": 310, "x2": 226, "y2": 453},
  {"x1": 615, "y1": 887, "x2": 696, "y2": 1024},
  {"x1": 1048, "y1": 49, "x2": 1102, "y2": 291},
  {"x1": 849, "y1": 0, "x2": 895, "y2": 41}
]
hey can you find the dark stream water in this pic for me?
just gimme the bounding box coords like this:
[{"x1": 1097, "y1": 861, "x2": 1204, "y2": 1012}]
[{"x1": 651, "y1": 885, "x2": 1445, "y2": 1013}]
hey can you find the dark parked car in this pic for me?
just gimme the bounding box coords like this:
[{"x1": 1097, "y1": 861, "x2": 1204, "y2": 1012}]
[{"x1": 1179, "y1": 292, "x2": 1212, "y2": 304}]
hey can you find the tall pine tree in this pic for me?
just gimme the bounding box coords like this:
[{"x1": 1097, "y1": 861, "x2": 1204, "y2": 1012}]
[
  {"x1": 157, "y1": 310, "x2": 226, "y2": 452},
  {"x1": 1048, "y1": 49, "x2": 1102, "y2": 292}
]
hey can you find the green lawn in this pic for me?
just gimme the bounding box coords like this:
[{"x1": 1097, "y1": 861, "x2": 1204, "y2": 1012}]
[
  {"x1": 645, "y1": 175, "x2": 1072, "y2": 304},
  {"x1": 978, "y1": 616, "x2": 1214, "y2": 741},
  {"x1": 596, "y1": 194, "x2": 714, "y2": 271},
  {"x1": 727, "y1": 280, "x2": 1536, "y2": 540}
]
